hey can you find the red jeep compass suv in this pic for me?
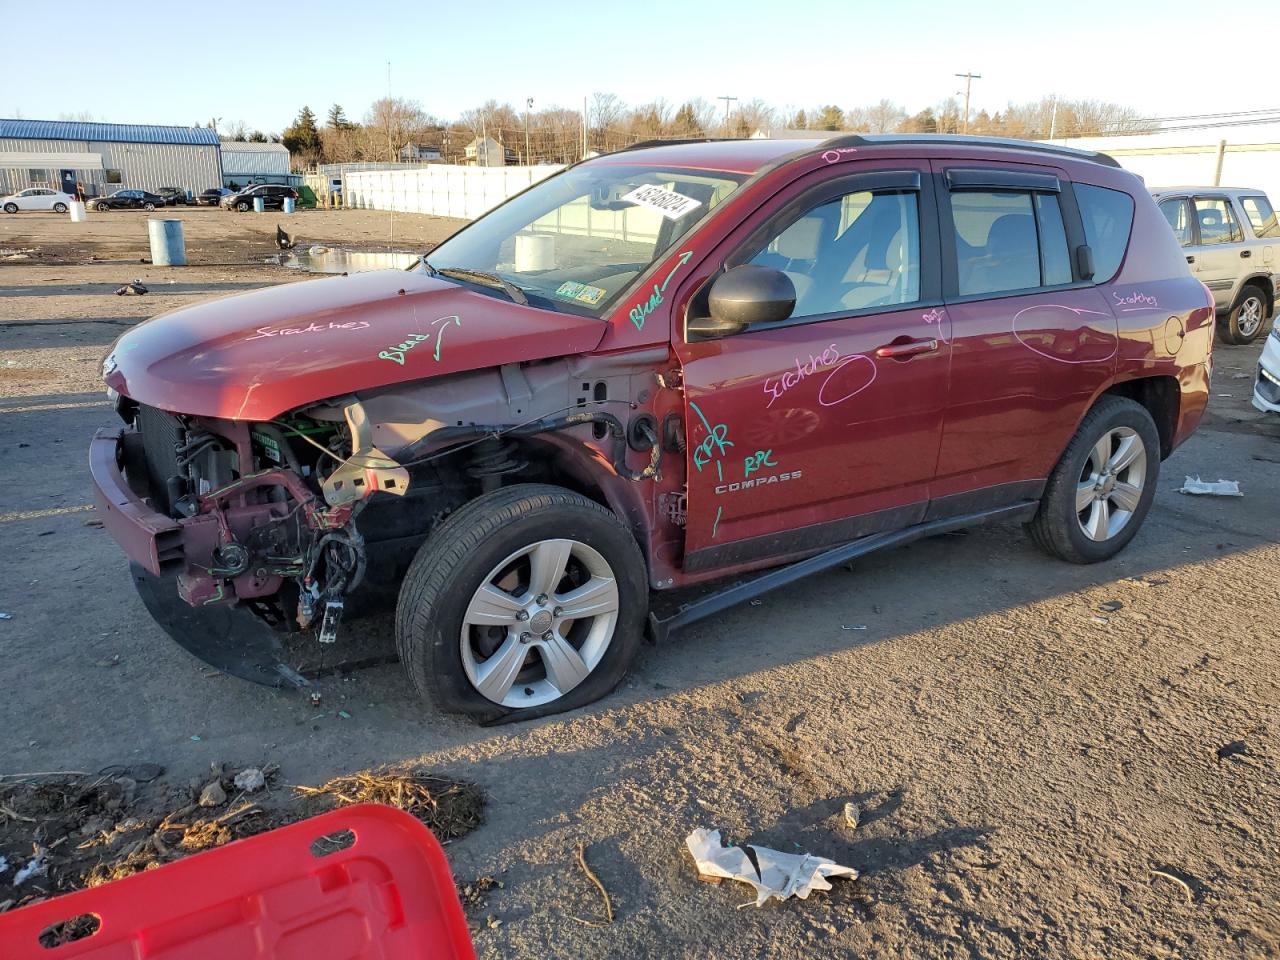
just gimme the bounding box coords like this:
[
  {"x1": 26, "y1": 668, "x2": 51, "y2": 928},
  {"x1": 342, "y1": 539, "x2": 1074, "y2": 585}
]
[{"x1": 92, "y1": 134, "x2": 1213, "y2": 721}]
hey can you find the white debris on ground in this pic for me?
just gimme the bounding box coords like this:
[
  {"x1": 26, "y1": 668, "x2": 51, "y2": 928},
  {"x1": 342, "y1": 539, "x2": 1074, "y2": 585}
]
[
  {"x1": 1178, "y1": 477, "x2": 1244, "y2": 497},
  {"x1": 13, "y1": 851, "x2": 47, "y2": 886},
  {"x1": 685, "y1": 828, "x2": 857, "y2": 907},
  {"x1": 233, "y1": 767, "x2": 266, "y2": 792}
]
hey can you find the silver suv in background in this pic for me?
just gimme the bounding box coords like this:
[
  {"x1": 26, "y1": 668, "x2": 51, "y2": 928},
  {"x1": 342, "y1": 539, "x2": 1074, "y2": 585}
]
[{"x1": 1151, "y1": 187, "x2": 1280, "y2": 343}]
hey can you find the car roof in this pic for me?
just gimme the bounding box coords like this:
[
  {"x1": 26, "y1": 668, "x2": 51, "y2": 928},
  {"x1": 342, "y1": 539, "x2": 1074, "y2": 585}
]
[
  {"x1": 588, "y1": 133, "x2": 1120, "y2": 177},
  {"x1": 1151, "y1": 185, "x2": 1268, "y2": 197}
]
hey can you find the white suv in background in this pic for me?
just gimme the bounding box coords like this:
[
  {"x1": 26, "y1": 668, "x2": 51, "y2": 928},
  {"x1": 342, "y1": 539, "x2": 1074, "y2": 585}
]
[
  {"x1": 1253, "y1": 322, "x2": 1280, "y2": 415},
  {"x1": 1151, "y1": 186, "x2": 1280, "y2": 344}
]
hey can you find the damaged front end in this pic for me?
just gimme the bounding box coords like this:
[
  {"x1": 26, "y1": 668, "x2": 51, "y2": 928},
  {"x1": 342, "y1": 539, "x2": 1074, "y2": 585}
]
[{"x1": 91, "y1": 396, "x2": 414, "y2": 672}]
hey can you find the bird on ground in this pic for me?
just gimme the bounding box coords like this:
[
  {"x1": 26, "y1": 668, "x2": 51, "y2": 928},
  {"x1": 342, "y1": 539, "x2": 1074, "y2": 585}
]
[
  {"x1": 115, "y1": 279, "x2": 148, "y2": 296},
  {"x1": 276, "y1": 224, "x2": 295, "y2": 250}
]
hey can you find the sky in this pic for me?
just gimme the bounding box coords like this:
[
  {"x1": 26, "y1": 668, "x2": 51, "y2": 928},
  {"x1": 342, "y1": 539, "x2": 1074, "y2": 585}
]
[{"x1": 2, "y1": 0, "x2": 1268, "y2": 134}]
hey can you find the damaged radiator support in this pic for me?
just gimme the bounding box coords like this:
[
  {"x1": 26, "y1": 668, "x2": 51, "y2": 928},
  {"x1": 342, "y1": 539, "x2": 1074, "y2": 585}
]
[{"x1": 398, "y1": 410, "x2": 662, "y2": 482}]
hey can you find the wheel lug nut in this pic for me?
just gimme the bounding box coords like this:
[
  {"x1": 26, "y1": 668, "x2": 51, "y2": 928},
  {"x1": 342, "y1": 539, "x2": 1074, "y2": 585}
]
[
  {"x1": 519, "y1": 632, "x2": 531, "y2": 643},
  {"x1": 516, "y1": 610, "x2": 529, "y2": 621},
  {"x1": 535, "y1": 594, "x2": 548, "y2": 605},
  {"x1": 553, "y1": 606, "x2": 563, "y2": 617},
  {"x1": 541, "y1": 631, "x2": 553, "y2": 641}
]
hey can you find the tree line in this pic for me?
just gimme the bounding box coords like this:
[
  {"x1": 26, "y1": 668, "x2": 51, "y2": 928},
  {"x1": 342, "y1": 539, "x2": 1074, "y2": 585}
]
[{"x1": 233, "y1": 94, "x2": 1158, "y2": 170}]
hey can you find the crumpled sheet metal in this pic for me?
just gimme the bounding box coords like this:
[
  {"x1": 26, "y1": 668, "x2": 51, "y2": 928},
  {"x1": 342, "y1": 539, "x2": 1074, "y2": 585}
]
[{"x1": 685, "y1": 827, "x2": 857, "y2": 906}]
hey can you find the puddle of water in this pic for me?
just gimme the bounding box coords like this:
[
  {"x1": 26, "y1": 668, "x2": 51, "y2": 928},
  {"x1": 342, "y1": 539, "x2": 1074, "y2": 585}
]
[{"x1": 280, "y1": 248, "x2": 420, "y2": 274}]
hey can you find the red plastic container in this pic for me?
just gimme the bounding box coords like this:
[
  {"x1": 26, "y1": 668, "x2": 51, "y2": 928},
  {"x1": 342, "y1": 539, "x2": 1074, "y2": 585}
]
[{"x1": 0, "y1": 803, "x2": 475, "y2": 959}]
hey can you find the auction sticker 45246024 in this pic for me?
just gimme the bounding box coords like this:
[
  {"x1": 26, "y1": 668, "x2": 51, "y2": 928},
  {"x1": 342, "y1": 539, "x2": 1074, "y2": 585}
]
[{"x1": 622, "y1": 184, "x2": 703, "y2": 220}]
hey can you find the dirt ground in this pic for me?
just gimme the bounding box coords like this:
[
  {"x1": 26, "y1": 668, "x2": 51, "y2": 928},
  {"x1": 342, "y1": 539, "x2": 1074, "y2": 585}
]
[{"x1": 2, "y1": 209, "x2": 1279, "y2": 958}]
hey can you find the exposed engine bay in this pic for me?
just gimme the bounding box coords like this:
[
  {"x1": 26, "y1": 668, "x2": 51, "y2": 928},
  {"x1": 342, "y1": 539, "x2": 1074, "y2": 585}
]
[{"x1": 111, "y1": 353, "x2": 668, "y2": 649}]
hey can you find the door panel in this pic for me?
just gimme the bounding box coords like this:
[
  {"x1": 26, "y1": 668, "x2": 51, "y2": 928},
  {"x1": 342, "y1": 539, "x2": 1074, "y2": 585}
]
[
  {"x1": 1191, "y1": 196, "x2": 1245, "y2": 309},
  {"x1": 675, "y1": 162, "x2": 949, "y2": 567}
]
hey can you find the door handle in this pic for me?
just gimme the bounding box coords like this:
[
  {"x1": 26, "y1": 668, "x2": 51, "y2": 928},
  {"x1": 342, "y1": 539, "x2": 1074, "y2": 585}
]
[
  {"x1": 1185, "y1": 255, "x2": 1195, "y2": 264},
  {"x1": 1240, "y1": 249, "x2": 1252, "y2": 258},
  {"x1": 875, "y1": 338, "x2": 938, "y2": 359}
]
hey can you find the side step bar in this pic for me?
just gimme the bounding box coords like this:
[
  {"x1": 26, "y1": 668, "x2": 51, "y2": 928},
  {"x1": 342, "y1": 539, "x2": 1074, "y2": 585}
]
[{"x1": 647, "y1": 501, "x2": 1037, "y2": 644}]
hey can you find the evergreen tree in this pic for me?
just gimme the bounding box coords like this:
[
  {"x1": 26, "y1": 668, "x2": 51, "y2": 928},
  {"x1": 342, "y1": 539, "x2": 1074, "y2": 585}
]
[
  {"x1": 282, "y1": 107, "x2": 322, "y2": 160},
  {"x1": 327, "y1": 104, "x2": 353, "y2": 130},
  {"x1": 815, "y1": 105, "x2": 844, "y2": 130},
  {"x1": 792, "y1": 109, "x2": 808, "y2": 129}
]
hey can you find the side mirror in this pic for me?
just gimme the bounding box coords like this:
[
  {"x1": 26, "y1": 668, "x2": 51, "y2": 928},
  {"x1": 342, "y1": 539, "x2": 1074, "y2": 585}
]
[
  {"x1": 1076, "y1": 244, "x2": 1095, "y2": 281},
  {"x1": 687, "y1": 265, "x2": 796, "y2": 339}
]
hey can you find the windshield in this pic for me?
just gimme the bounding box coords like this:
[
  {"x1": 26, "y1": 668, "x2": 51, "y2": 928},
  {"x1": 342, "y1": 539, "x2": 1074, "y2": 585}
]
[{"x1": 421, "y1": 163, "x2": 744, "y2": 315}]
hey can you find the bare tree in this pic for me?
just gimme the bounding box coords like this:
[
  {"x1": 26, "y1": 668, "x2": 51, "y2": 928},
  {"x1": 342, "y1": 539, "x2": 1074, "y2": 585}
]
[
  {"x1": 364, "y1": 97, "x2": 431, "y2": 161},
  {"x1": 866, "y1": 99, "x2": 907, "y2": 133}
]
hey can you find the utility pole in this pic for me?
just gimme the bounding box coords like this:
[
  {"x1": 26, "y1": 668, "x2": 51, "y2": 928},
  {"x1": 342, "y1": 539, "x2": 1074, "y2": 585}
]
[
  {"x1": 582, "y1": 96, "x2": 588, "y2": 159},
  {"x1": 955, "y1": 72, "x2": 981, "y2": 134},
  {"x1": 1049, "y1": 94, "x2": 1059, "y2": 139},
  {"x1": 525, "y1": 97, "x2": 533, "y2": 165},
  {"x1": 717, "y1": 95, "x2": 738, "y2": 132}
]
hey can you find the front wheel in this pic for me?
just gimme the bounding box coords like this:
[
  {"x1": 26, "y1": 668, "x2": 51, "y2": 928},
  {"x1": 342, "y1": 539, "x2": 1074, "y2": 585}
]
[
  {"x1": 396, "y1": 484, "x2": 648, "y2": 722},
  {"x1": 53, "y1": 202, "x2": 68, "y2": 213},
  {"x1": 1026, "y1": 396, "x2": 1161, "y2": 564},
  {"x1": 96, "y1": 202, "x2": 110, "y2": 212},
  {"x1": 236, "y1": 201, "x2": 249, "y2": 212},
  {"x1": 1221, "y1": 285, "x2": 1269, "y2": 344},
  {"x1": 143, "y1": 202, "x2": 156, "y2": 211}
]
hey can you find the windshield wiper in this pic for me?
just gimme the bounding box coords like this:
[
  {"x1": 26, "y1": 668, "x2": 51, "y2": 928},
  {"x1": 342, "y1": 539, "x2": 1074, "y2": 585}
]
[
  {"x1": 411, "y1": 254, "x2": 439, "y2": 276},
  {"x1": 435, "y1": 267, "x2": 529, "y2": 306}
]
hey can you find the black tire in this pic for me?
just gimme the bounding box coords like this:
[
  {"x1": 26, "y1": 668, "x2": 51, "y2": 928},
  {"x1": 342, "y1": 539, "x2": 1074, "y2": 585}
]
[
  {"x1": 1026, "y1": 396, "x2": 1161, "y2": 564},
  {"x1": 236, "y1": 201, "x2": 249, "y2": 212},
  {"x1": 143, "y1": 202, "x2": 156, "y2": 211},
  {"x1": 1219, "y1": 284, "x2": 1269, "y2": 344},
  {"x1": 2, "y1": 203, "x2": 16, "y2": 214},
  {"x1": 53, "y1": 202, "x2": 68, "y2": 213},
  {"x1": 395, "y1": 483, "x2": 648, "y2": 722},
  {"x1": 96, "y1": 202, "x2": 110, "y2": 212}
]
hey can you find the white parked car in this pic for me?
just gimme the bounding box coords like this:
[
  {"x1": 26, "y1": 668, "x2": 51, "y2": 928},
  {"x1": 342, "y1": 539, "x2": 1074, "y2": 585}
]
[
  {"x1": 1, "y1": 188, "x2": 75, "y2": 214},
  {"x1": 1253, "y1": 322, "x2": 1280, "y2": 416}
]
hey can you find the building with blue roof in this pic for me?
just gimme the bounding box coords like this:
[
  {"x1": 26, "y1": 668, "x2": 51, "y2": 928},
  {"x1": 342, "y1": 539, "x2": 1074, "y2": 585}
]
[{"x1": 0, "y1": 118, "x2": 225, "y2": 198}]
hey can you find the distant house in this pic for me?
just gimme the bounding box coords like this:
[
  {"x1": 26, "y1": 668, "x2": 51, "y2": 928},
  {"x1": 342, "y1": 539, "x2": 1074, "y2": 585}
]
[
  {"x1": 464, "y1": 136, "x2": 506, "y2": 167},
  {"x1": 398, "y1": 142, "x2": 441, "y2": 162}
]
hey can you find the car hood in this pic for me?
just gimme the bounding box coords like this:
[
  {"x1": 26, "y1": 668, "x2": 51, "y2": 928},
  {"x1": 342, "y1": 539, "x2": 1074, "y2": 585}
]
[{"x1": 104, "y1": 269, "x2": 607, "y2": 421}]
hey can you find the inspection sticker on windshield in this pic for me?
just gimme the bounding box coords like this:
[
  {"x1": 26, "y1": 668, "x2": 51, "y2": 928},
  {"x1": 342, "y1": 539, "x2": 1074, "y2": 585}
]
[
  {"x1": 622, "y1": 184, "x2": 702, "y2": 220},
  {"x1": 555, "y1": 281, "x2": 607, "y2": 305}
]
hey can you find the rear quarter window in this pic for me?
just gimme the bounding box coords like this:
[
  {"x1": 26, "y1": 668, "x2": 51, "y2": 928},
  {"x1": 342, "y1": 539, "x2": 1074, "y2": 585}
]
[{"x1": 1075, "y1": 184, "x2": 1134, "y2": 283}]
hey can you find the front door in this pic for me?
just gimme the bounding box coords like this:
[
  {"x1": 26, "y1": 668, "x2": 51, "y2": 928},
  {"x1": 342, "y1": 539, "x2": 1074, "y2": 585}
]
[{"x1": 675, "y1": 164, "x2": 949, "y2": 570}]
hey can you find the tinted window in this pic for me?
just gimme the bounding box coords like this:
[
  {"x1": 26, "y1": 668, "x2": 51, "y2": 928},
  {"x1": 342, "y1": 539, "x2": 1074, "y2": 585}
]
[
  {"x1": 1241, "y1": 195, "x2": 1279, "y2": 238},
  {"x1": 952, "y1": 191, "x2": 1040, "y2": 296},
  {"x1": 747, "y1": 189, "x2": 920, "y2": 317},
  {"x1": 1192, "y1": 197, "x2": 1242, "y2": 246},
  {"x1": 1076, "y1": 184, "x2": 1135, "y2": 282},
  {"x1": 1159, "y1": 198, "x2": 1193, "y2": 246},
  {"x1": 1036, "y1": 194, "x2": 1072, "y2": 287}
]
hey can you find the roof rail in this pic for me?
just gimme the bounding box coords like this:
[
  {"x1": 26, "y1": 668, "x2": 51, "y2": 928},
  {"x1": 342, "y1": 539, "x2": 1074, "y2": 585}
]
[
  {"x1": 614, "y1": 137, "x2": 749, "y2": 153},
  {"x1": 819, "y1": 133, "x2": 1121, "y2": 168}
]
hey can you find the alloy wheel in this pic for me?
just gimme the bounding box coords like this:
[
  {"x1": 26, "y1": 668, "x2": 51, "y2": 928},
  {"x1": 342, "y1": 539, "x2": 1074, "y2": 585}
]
[
  {"x1": 460, "y1": 538, "x2": 619, "y2": 708},
  {"x1": 1238, "y1": 296, "x2": 1264, "y2": 339},
  {"x1": 1075, "y1": 427, "x2": 1147, "y2": 542}
]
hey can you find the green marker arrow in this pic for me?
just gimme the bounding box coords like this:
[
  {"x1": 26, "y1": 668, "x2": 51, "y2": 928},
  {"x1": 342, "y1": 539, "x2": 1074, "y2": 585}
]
[{"x1": 660, "y1": 250, "x2": 694, "y2": 293}]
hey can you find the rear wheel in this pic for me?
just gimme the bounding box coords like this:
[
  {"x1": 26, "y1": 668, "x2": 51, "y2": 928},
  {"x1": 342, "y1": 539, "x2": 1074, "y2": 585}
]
[
  {"x1": 396, "y1": 484, "x2": 647, "y2": 722},
  {"x1": 53, "y1": 202, "x2": 68, "y2": 213},
  {"x1": 2, "y1": 203, "x2": 16, "y2": 214},
  {"x1": 1026, "y1": 396, "x2": 1160, "y2": 564},
  {"x1": 96, "y1": 202, "x2": 110, "y2": 212},
  {"x1": 1221, "y1": 285, "x2": 1268, "y2": 344},
  {"x1": 143, "y1": 202, "x2": 156, "y2": 211}
]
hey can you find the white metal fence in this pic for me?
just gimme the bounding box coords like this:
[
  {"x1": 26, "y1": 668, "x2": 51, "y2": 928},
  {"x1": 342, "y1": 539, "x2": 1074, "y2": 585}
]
[{"x1": 343, "y1": 164, "x2": 565, "y2": 219}]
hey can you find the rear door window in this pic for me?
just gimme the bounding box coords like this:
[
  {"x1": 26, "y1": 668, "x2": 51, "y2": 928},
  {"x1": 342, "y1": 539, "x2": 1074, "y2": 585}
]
[
  {"x1": 1159, "y1": 198, "x2": 1194, "y2": 246},
  {"x1": 950, "y1": 190, "x2": 1071, "y2": 296},
  {"x1": 1192, "y1": 197, "x2": 1243, "y2": 245},
  {"x1": 1075, "y1": 184, "x2": 1135, "y2": 282},
  {"x1": 1240, "y1": 195, "x2": 1279, "y2": 238}
]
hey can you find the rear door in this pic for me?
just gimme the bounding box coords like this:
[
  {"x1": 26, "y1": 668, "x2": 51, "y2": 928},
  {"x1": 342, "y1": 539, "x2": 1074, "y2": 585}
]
[
  {"x1": 675, "y1": 161, "x2": 950, "y2": 568},
  {"x1": 1191, "y1": 195, "x2": 1246, "y2": 310},
  {"x1": 932, "y1": 162, "x2": 1118, "y2": 509}
]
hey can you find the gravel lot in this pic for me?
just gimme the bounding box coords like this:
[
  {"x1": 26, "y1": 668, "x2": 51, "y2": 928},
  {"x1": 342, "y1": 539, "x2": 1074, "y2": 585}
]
[{"x1": 2, "y1": 208, "x2": 1278, "y2": 958}]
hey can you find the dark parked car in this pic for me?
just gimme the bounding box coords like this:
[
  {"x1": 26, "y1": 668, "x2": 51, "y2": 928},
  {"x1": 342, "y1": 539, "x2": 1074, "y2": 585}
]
[
  {"x1": 155, "y1": 187, "x2": 188, "y2": 206},
  {"x1": 94, "y1": 135, "x2": 1213, "y2": 722},
  {"x1": 93, "y1": 189, "x2": 167, "y2": 212},
  {"x1": 195, "y1": 188, "x2": 231, "y2": 206},
  {"x1": 222, "y1": 184, "x2": 298, "y2": 212}
]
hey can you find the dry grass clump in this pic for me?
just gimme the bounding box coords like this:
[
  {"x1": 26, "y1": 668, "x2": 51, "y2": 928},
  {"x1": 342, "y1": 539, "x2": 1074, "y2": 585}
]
[{"x1": 294, "y1": 767, "x2": 485, "y2": 841}]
